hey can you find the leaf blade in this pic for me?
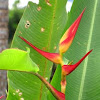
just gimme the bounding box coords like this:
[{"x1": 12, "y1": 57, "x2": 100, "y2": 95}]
[
  {"x1": 0, "y1": 48, "x2": 39, "y2": 72},
  {"x1": 64, "y1": 0, "x2": 100, "y2": 100},
  {"x1": 7, "y1": 1, "x2": 67, "y2": 100}
]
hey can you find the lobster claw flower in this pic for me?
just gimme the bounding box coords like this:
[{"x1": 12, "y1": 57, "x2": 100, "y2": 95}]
[
  {"x1": 19, "y1": 36, "x2": 63, "y2": 64},
  {"x1": 62, "y1": 50, "x2": 92, "y2": 75},
  {"x1": 59, "y1": 8, "x2": 86, "y2": 54}
]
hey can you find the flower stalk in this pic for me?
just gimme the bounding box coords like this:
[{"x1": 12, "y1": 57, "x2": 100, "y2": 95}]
[
  {"x1": 61, "y1": 73, "x2": 66, "y2": 94},
  {"x1": 32, "y1": 73, "x2": 65, "y2": 100}
]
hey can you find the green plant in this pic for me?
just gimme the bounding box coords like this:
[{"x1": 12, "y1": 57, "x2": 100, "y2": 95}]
[
  {"x1": 0, "y1": 0, "x2": 99, "y2": 100},
  {"x1": 0, "y1": 11, "x2": 92, "y2": 99}
]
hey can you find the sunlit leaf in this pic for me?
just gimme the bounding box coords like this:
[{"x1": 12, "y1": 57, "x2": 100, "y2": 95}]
[{"x1": 0, "y1": 48, "x2": 39, "y2": 72}]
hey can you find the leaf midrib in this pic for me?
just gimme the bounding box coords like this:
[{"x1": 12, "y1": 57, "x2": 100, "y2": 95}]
[
  {"x1": 78, "y1": 0, "x2": 98, "y2": 100},
  {"x1": 39, "y1": 0, "x2": 57, "y2": 100}
]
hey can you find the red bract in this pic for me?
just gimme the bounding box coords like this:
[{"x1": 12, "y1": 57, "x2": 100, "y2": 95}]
[
  {"x1": 62, "y1": 50, "x2": 93, "y2": 75},
  {"x1": 59, "y1": 8, "x2": 86, "y2": 54},
  {"x1": 19, "y1": 9, "x2": 86, "y2": 66},
  {"x1": 51, "y1": 86, "x2": 65, "y2": 100},
  {"x1": 48, "y1": 84, "x2": 65, "y2": 100},
  {"x1": 18, "y1": 8, "x2": 93, "y2": 99},
  {"x1": 0, "y1": 96, "x2": 4, "y2": 99},
  {"x1": 19, "y1": 36, "x2": 63, "y2": 64},
  {"x1": 35, "y1": 73, "x2": 65, "y2": 100}
]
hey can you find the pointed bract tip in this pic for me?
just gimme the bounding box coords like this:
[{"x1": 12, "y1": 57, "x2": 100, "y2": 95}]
[
  {"x1": 82, "y1": 7, "x2": 86, "y2": 13},
  {"x1": 90, "y1": 49, "x2": 93, "y2": 52},
  {"x1": 19, "y1": 35, "x2": 25, "y2": 40},
  {"x1": 62, "y1": 50, "x2": 92, "y2": 75},
  {"x1": 59, "y1": 9, "x2": 86, "y2": 54},
  {"x1": 83, "y1": 7, "x2": 86, "y2": 11},
  {"x1": 79, "y1": 8, "x2": 86, "y2": 18},
  {"x1": 19, "y1": 36, "x2": 63, "y2": 64}
]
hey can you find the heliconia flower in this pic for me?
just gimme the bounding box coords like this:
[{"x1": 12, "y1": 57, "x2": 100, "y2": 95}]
[
  {"x1": 19, "y1": 36, "x2": 63, "y2": 64},
  {"x1": 62, "y1": 50, "x2": 92, "y2": 75},
  {"x1": 59, "y1": 8, "x2": 86, "y2": 54},
  {"x1": 34, "y1": 73, "x2": 65, "y2": 100},
  {"x1": 0, "y1": 95, "x2": 4, "y2": 99}
]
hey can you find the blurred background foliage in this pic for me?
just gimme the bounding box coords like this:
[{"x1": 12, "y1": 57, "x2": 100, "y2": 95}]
[{"x1": 8, "y1": 0, "x2": 24, "y2": 41}]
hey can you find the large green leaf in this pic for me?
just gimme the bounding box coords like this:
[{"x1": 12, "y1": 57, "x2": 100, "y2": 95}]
[
  {"x1": 7, "y1": 1, "x2": 67, "y2": 100},
  {"x1": 64, "y1": 0, "x2": 100, "y2": 100},
  {"x1": 48, "y1": 0, "x2": 100, "y2": 100},
  {"x1": 0, "y1": 48, "x2": 39, "y2": 72}
]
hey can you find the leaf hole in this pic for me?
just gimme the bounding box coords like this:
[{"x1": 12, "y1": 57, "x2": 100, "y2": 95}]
[
  {"x1": 19, "y1": 31, "x2": 22, "y2": 34},
  {"x1": 54, "y1": 46, "x2": 57, "y2": 50},
  {"x1": 45, "y1": 0, "x2": 52, "y2": 6},
  {"x1": 25, "y1": 21, "x2": 31, "y2": 29},
  {"x1": 37, "y1": 6, "x2": 42, "y2": 11},
  {"x1": 41, "y1": 27, "x2": 45, "y2": 32},
  {"x1": 19, "y1": 92, "x2": 22, "y2": 96},
  {"x1": 16, "y1": 89, "x2": 20, "y2": 93}
]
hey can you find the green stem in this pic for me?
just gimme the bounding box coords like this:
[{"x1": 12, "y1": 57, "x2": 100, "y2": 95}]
[
  {"x1": 59, "y1": 53, "x2": 66, "y2": 94},
  {"x1": 61, "y1": 71, "x2": 66, "y2": 94}
]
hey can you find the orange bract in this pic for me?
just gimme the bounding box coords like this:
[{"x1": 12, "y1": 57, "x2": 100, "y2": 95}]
[{"x1": 59, "y1": 8, "x2": 86, "y2": 54}]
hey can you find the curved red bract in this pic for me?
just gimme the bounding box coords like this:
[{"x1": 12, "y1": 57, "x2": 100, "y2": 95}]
[
  {"x1": 59, "y1": 8, "x2": 86, "y2": 54},
  {"x1": 0, "y1": 96, "x2": 4, "y2": 99},
  {"x1": 62, "y1": 50, "x2": 93, "y2": 75},
  {"x1": 19, "y1": 36, "x2": 63, "y2": 64}
]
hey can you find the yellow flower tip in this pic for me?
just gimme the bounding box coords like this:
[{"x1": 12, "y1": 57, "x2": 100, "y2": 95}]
[{"x1": 59, "y1": 8, "x2": 86, "y2": 54}]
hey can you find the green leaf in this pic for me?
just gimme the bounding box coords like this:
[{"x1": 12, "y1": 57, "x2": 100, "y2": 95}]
[
  {"x1": 7, "y1": 1, "x2": 67, "y2": 100},
  {"x1": 64, "y1": 0, "x2": 100, "y2": 100},
  {"x1": 48, "y1": 65, "x2": 61, "y2": 100},
  {"x1": 47, "y1": 58, "x2": 69, "y2": 100},
  {"x1": 0, "y1": 48, "x2": 39, "y2": 72}
]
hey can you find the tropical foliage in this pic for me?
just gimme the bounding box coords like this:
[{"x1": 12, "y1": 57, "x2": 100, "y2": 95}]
[{"x1": 0, "y1": 0, "x2": 99, "y2": 100}]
